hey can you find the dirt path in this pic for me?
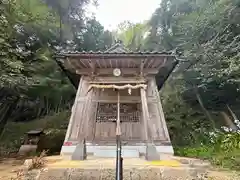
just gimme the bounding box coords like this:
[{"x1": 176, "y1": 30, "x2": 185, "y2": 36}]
[
  {"x1": 0, "y1": 158, "x2": 24, "y2": 180},
  {"x1": 208, "y1": 170, "x2": 240, "y2": 180},
  {"x1": 0, "y1": 157, "x2": 239, "y2": 180}
]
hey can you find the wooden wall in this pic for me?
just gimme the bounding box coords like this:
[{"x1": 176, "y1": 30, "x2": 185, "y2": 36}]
[
  {"x1": 146, "y1": 78, "x2": 171, "y2": 143},
  {"x1": 65, "y1": 76, "x2": 171, "y2": 145}
]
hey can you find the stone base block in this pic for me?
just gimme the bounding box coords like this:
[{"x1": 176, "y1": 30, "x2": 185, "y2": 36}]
[
  {"x1": 71, "y1": 144, "x2": 86, "y2": 160},
  {"x1": 145, "y1": 144, "x2": 160, "y2": 161},
  {"x1": 61, "y1": 144, "x2": 174, "y2": 159}
]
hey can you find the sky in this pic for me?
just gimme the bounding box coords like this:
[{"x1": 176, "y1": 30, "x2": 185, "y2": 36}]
[{"x1": 87, "y1": 0, "x2": 160, "y2": 31}]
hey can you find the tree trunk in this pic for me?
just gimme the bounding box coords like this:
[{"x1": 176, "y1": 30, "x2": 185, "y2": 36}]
[
  {"x1": 195, "y1": 89, "x2": 215, "y2": 129},
  {"x1": 220, "y1": 111, "x2": 238, "y2": 131},
  {"x1": 227, "y1": 104, "x2": 239, "y2": 122},
  {"x1": 0, "y1": 97, "x2": 19, "y2": 136}
]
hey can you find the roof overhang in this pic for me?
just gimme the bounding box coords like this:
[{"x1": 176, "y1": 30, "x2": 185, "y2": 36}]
[{"x1": 55, "y1": 52, "x2": 178, "y2": 90}]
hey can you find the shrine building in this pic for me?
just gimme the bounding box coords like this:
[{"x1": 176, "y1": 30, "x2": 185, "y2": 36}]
[{"x1": 56, "y1": 44, "x2": 178, "y2": 160}]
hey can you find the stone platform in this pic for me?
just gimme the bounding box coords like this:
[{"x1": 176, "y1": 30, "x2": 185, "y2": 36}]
[
  {"x1": 24, "y1": 156, "x2": 211, "y2": 180},
  {"x1": 60, "y1": 144, "x2": 174, "y2": 159}
]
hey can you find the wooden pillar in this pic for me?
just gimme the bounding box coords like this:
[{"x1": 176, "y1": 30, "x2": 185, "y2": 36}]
[
  {"x1": 77, "y1": 87, "x2": 92, "y2": 140},
  {"x1": 140, "y1": 88, "x2": 150, "y2": 142},
  {"x1": 141, "y1": 86, "x2": 160, "y2": 160}
]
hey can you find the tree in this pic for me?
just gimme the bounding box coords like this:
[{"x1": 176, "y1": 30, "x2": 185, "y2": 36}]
[
  {"x1": 0, "y1": 0, "x2": 114, "y2": 134},
  {"x1": 74, "y1": 18, "x2": 114, "y2": 51},
  {"x1": 144, "y1": 0, "x2": 240, "y2": 130},
  {"x1": 117, "y1": 21, "x2": 149, "y2": 51}
]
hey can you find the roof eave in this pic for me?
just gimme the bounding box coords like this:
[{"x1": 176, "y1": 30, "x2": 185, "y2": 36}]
[{"x1": 155, "y1": 59, "x2": 179, "y2": 90}]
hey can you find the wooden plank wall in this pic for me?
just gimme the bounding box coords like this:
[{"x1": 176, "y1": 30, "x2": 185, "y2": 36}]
[
  {"x1": 69, "y1": 76, "x2": 88, "y2": 141},
  {"x1": 68, "y1": 76, "x2": 98, "y2": 142},
  {"x1": 67, "y1": 76, "x2": 171, "y2": 145},
  {"x1": 64, "y1": 77, "x2": 82, "y2": 142},
  {"x1": 146, "y1": 77, "x2": 171, "y2": 143}
]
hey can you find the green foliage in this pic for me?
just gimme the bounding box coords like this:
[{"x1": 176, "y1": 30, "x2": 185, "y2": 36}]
[
  {"x1": 175, "y1": 130, "x2": 240, "y2": 170},
  {"x1": 161, "y1": 80, "x2": 212, "y2": 146},
  {"x1": 216, "y1": 132, "x2": 240, "y2": 152},
  {"x1": 0, "y1": 0, "x2": 239, "y2": 172},
  {"x1": 75, "y1": 18, "x2": 114, "y2": 51},
  {"x1": 116, "y1": 22, "x2": 149, "y2": 51},
  {"x1": 0, "y1": 111, "x2": 70, "y2": 155},
  {"x1": 211, "y1": 149, "x2": 240, "y2": 170},
  {"x1": 44, "y1": 129, "x2": 66, "y2": 154},
  {"x1": 174, "y1": 146, "x2": 214, "y2": 160},
  {"x1": 146, "y1": 0, "x2": 240, "y2": 110},
  {"x1": 0, "y1": 0, "x2": 114, "y2": 131},
  {"x1": 146, "y1": 1, "x2": 240, "y2": 169}
]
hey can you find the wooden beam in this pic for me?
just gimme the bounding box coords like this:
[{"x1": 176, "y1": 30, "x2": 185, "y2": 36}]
[
  {"x1": 89, "y1": 80, "x2": 145, "y2": 84},
  {"x1": 66, "y1": 57, "x2": 76, "y2": 70},
  {"x1": 86, "y1": 76, "x2": 146, "y2": 83},
  {"x1": 90, "y1": 98, "x2": 158, "y2": 103},
  {"x1": 140, "y1": 59, "x2": 145, "y2": 76},
  {"x1": 91, "y1": 99, "x2": 141, "y2": 103},
  {"x1": 156, "y1": 57, "x2": 167, "y2": 69},
  {"x1": 88, "y1": 59, "x2": 96, "y2": 78},
  {"x1": 76, "y1": 68, "x2": 159, "y2": 75},
  {"x1": 88, "y1": 60, "x2": 95, "y2": 71},
  {"x1": 79, "y1": 59, "x2": 89, "y2": 68},
  {"x1": 77, "y1": 96, "x2": 158, "y2": 103}
]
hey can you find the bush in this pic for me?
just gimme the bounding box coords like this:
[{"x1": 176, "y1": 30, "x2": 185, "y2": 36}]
[
  {"x1": 175, "y1": 146, "x2": 214, "y2": 160},
  {"x1": 175, "y1": 128, "x2": 240, "y2": 171},
  {"x1": 0, "y1": 111, "x2": 70, "y2": 156},
  {"x1": 44, "y1": 129, "x2": 66, "y2": 155},
  {"x1": 211, "y1": 149, "x2": 240, "y2": 170}
]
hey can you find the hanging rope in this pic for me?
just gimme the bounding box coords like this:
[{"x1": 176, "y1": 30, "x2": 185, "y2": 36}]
[{"x1": 87, "y1": 84, "x2": 147, "y2": 94}]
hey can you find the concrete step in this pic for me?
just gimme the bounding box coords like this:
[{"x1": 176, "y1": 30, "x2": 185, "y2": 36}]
[
  {"x1": 87, "y1": 145, "x2": 140, "y2": 158},
  {"x1": 94, "y1": 148, "x2": 139, "y2": 158}
]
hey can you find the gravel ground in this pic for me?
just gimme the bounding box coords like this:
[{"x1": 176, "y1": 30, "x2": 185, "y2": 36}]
[{"x1": 0, "y1": 156, "x2": 239, "y2": 180}]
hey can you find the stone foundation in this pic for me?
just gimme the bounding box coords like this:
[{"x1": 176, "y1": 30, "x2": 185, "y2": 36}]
[
  {"x1": 60, "y1": 144, "x2": 174, "y2": 160},
  {"x1": 23, "y1": 155, "x2": 211, "y2": 180}
]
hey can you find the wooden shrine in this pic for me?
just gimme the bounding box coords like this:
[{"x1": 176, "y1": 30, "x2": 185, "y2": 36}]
[{"x1": 57, "y1": 44, "x2": 178, "y2": 159}]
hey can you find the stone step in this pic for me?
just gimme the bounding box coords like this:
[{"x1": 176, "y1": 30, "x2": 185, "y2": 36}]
[
  {"x1": 94, "y1": 148, "x2": 139, "y2": 158},
  {"x1": 86, "y1": 145, "x2": 140, "y2": 158}
]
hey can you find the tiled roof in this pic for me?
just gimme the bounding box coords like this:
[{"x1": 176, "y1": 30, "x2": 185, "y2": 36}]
[
  {"x1": 104, "y1": 43, "x2": 129, "y2": 53},
  {"x1": 60, "y1": 50, "x2": 173, "y2": 55},
  {"x1": 26, "y1": 129, "x2": 44, "y2": 135},
  {"x1": 57, "y1": 43, "x2": 174, "y2": 56}
]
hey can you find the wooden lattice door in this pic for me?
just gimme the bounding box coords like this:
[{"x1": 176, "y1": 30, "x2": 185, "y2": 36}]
[{"x1": 94, "y1": 103, "x2": 142, "y2": 144}]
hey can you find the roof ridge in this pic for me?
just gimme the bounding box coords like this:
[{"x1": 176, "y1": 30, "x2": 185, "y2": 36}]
[{"x1": 104, "y1": 43, "x2": 129, "y2": 53}]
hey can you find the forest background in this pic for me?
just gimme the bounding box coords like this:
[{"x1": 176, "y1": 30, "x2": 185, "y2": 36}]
[{"x1": 0, "y1": 0, "x2": 239, "y2": 170}]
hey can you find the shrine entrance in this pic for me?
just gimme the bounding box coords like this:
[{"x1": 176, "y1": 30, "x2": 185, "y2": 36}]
[
  {"x1": 93, "y1": 87, "x2": 142, "y2": 144},
  {"x1": 95, "y1": 102, "x2": 141, "y2": 141}
]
